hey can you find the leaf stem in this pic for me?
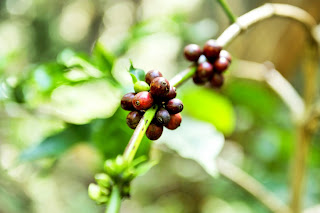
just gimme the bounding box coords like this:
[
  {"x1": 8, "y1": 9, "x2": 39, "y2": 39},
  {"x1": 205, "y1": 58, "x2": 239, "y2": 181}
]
[
  {"x1": 216, "y1": 0, "x2": 237, "y2": 23},
  {"x1": 105, "y1": 186, "x2": 121, "y2": 213}
]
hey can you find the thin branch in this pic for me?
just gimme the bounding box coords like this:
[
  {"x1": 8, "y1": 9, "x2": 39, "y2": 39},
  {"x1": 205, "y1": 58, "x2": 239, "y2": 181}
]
[
  {"x1": 216, "y1": 0, "x2": 237, "y2": 23},
  {"x1": 105, "y1": 186, "x2": 121, "y2": 213},
  {"x1": 217, "y1": 157, "x2": 292, "y2": 213}
]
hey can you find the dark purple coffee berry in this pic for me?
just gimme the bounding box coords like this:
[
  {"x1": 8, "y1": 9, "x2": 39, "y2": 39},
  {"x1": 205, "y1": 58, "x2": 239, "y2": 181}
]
[
  {"x1": 213, "y1": 57, "x2": 229, "y2": 72},
  {"x1": 146, "y1": 123, "x2": 163, "y2": 140},
  {"x1": 121, "y1": 93, "x2": 136, "y2": 111},
  {"x1": 165, "y1": 113, "x2": 182, "y2": 130},
  {"x1": 165, "y1": 86, "x2": 177, "y2": 100},
  {"x1": 150, "y1": 77, "x2": 170, "y2": 97},
  {"x1": 166, "y1": 98, "x2": 183, "y2": 114},
  {"x1": 132, "y1": 91, "x2": 154, "y2": 110},
  {"x1": 145, "y1": 70, "x2": 163, "y2": 85},
  {"x1": 210, "y1": 73, "x2": 224, "y2": 88},
  {"x1": 155, "y1": 108, "x2": 171, "y2": 125},
  {"x1": 126, "y1": 111, "x2": 143, "y2": 129},
  {"x1": 203, "y1": 39, "x2": 222, "y2": 60},
  {"x1": 219, "y1": 50, "x2": 232, "y2": 62},
  {"x1": 192, "y1": 74, "x2": 207, "y2": 85},
  {"x1": 196, "y1": 61, "x2": 214, "y2": 81},
  {"x1": 184, "y1": 44, "x2": 202, "y2": 62},
  {"x1": 197, "y1": 54, "x2": 207, "y2": 64}
]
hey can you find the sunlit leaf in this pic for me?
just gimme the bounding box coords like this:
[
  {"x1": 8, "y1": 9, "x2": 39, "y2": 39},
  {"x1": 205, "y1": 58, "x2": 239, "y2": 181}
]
[{"x1": 128, "y1": 61, "x2": 145, "y2": 84}]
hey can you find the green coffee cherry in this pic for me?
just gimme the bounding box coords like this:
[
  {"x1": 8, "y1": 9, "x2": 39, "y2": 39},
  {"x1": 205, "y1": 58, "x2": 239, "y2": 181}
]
[
  {"x1": 88, "y1": 183, "x2": 110, "y2": 204},
  {"x1": 134, "y1": 81, "x2": 150, "y2": 93},
  {"x1": 95, "y1": 173, "x2": 112, "y2": 189}
]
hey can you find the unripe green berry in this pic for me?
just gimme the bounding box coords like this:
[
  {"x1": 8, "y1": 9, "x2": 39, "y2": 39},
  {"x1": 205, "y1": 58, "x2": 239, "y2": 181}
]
[
  {"x1": 95, "y1": 173, "x2": 112, "y2": 189},
  {"x1": 134, "y1": 81, "x2": 150, "y2": 93},
  {"x1": 88, "y1": 183, "x2": 109, "y2": 204}
]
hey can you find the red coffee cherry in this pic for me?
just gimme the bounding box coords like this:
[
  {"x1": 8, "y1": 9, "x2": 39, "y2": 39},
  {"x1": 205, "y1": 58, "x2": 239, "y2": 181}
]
[
  {"x1": 150, "y1": 77, "x2": 170, "y2": 97},
  {"x1": 126, "y1": 111, "x2": 143, "y2": 129},
  {"x1": 184, "y1": 44, "x2": 202, "y2": 62},
  {"x1": 164, "y1": 86, "x2": 177, "y2": 100},
  {"x1": 146, "y1": 123, "x2": 163, "y2": 140},
  {"x1": 132, "y1": 91, "x2": 154, "y2": 110},
  {"x1": 165, "y1": 113, "x2": 182, "y2": 130},
  {"x1": 219, "y1": 50, "x2": 232, "y2": 62},
  {"x1": 203, "y1": 39, "x2": 222, "y2": 60},
  {"x1": 192, "y1": 74, "x2": 207, "y2": 85},
  {"x1": 213, "y1": 57, "x2": 229, "y2": 72},
  {"x1": 196, "y1": 61, "x2": 214, "y2": 81},
  {"x1": 121, "y1": 92, "x2": 136, "y2": 111},
  {"x1": 145, "y1": 70, "x2": 163, "y2": 85},
  {"x1": 155, "y1": 108, "x2": 171, "y2": 125},
  {"x1": 210, "y1": 73, "x2": 224, "y2": 88},
  {"x1": 166, "y1": 98, "x2": 183, "y2": 114}
]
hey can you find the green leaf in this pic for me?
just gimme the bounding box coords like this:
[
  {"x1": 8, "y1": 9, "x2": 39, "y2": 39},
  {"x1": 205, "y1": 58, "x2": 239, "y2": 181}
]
[
  {"x1": 181, "y1": 87, "x2": 235, "y2": 135},
  {"x1": 19, "y1": 124, "x2": 90, "y2": 161},
  {"x1": 128, "y1": 61, "x2": 145, "y2": 84},
  {"x1": 92, "y1": 42, "x2": 115, "y2": 74}
]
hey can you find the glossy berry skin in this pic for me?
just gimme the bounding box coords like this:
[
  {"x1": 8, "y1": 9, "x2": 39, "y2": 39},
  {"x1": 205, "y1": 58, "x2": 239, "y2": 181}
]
[
  {"x1": 164, "y1": 86, "x2": 177, "y2": 100},
  {"x1": 192, "y1": 74, "x2": 207, "y2": 85},
  {"x1": 121, "y1": 93, "x2": 136, "y2": 111},
  {"x1": 155, "y1": 108, "x2": 171, "y2": 125},
  {"x1": 166, "y1": 98, "x2": 183, "y2": 114},
  {"x1": 219, "y1": 50, "x2": 232, "y2": 62},
  {"x1": 126, "y1": 111, "x2": 143, "y2": 129},
  {"x1": 210, "y1": 73, "x2": 224, "y2": 88},
  {"x1": 145, "y1": 70, "x2": 163, "y2": 85},
  {"x1": 184, "y1": 44, "x2": 202, "y2": 62},
  {"x1": 213, "y1": 57, "x2": 229, "y2": 72},
  {"x1": 203, "y1": 39, "x2": 222, "y2": 60},
  {"x1": 150, "y1": 77, "x2": 170, "y2": 97},
  {"x1": 146, "y1": 123, "x2": 163, "y2": 140},
  {"x1": 132, "y1": 91, "x2": 154, "y2": 110},
  {"x1": 196, "y1": 61, "x2": 214, "y2": 81},
  {"x1": 165, "y1": 113, "x2": 182, "y2": 130}
]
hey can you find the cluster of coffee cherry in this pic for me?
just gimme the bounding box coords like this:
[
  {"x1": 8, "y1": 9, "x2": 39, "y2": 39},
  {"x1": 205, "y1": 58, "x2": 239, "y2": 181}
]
[
  {"x1": 184, "y1": 39, "x2": 232, "y2": 88},
  {"x1": 121, "y1": 70, "x2": 183, "y2": 140}
]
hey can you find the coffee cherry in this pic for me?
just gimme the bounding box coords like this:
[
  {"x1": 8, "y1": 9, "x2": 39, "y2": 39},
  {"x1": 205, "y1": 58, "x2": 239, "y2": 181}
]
[
  {"x1": 165, "y1": 113, "x2": 182, "y2": 130},
  {"x1": 192, "y1": 74, "x2": 207, "y2": 85},
  {"x1": 197, "y1": 54, "x2": 207, "y2": 64},
  {"x1": 145, "y1": 70, "x2": 163, "y2": 85},
  {"x1": 146, "y1": 123, "x2": 163, "y2": 140},
  {"x1": 134, "y1": 81, "x2": 150, "y2": 93},
  {"x1": 121, "y1": 93, "x2": 136, "y2": 111},
  {"x1": 210, "y1": 73, "x2": 224, "y2": 88},
  {"x1": 219, "y1": 50, "x2": 232, "y2": 62},
  {"x1": 165, "y1": 86, "x2": 177, "y2": 100},
  {"x1": 155, "y1": 108, "x2": 171, "y2": 125},
  {"x1": 132, "y1": 91, "x2": 154, "y2": 110},
  {"x1": 126, "y1": 111, "x2": 143, "y2": 129},
  {"x1": 196, "y1": 61, "x2": 214, "y2": 81},
  {"x1": 166, "y1": 98, "x2": 183, "y2": 114},
  {"x1": 203, "y1": 39, "x2": 222, "y2": 60},
  {"x1": 184, "y1": 44, "x2": 202, "y2": 62},
  {"x1": 150, "y1": 77, "x2": 170, "y2": 97},
  {"x1": 213, "y1": 57, "x2": 229, "y2": 72}
]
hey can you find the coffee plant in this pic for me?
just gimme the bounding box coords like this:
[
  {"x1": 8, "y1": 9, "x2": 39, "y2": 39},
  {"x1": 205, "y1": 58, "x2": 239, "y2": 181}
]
[{"x1": 1, "y1": 1, "x2": 320, "y2": 213}]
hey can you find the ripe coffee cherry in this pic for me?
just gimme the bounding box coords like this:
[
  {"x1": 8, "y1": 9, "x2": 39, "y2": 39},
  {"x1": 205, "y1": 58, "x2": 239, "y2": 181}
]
[
  {"x1": 197, "y1": 54, "x2": 207, "y2": 64},
  {"x1": 166, "y1": 98, "x2": 183, "y2": 114},
  {"x1": 134, "y1": 81, "x2": 150, "y2": 93},
  {"x1": 146, "y1": 123, "x2": 163, "y2": 140},
  {"x1": 132, "y1": 91, "x2": 154, "y2": 110},
  {"x1": 145, "y1": 70, "x2": 163, "y2": 85},
  {"x1": 165, "y1": 113, "x2": 182, "y2": 130},
  {"x1": 219, "y1": 50, "x2": 232, "y2": 62},
  {"x1": 184, "y1": 44, "x2": 202, "y2": 62},
  {"x1": 121, "y1": 93, "x2": 136, "y2": 111},
  {"x1": 203, "y1": 39, "x2": 222, "y2": 60},
  {"x1": 192, "y1": 74, "x2": 207, "y2": 85},
  {"x1": 126, "y1": 111, "x2": 143, "y2": 129},
  {"x1": 196, "y1": 61, "x2": 214, "y2": 81},
  {"x1": 155, "y1": 108, "x2": 171, "y2": 125},
  {"x1": 150, "y1": 77, "x2": 170, "y2": 97},
  {"x1": 210, "y1": 73, "x2": 224, "y2": 88},
  {"x1": 165, "y1": 86, "x2": 177, "y2": 100},
  {"x1": 213, "y1": 57, "x2": 229, "y2": 72}
]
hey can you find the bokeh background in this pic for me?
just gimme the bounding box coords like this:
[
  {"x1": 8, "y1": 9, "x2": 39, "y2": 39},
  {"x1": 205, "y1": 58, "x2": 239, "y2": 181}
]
[{"x1": 1, "y1": 0, "x2": 320, "y2": 212}]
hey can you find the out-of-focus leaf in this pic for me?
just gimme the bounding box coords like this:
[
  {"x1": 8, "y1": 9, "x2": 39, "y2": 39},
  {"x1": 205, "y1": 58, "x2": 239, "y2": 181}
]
[
  {"x1": 181, "y1": 87, "x2": 235, "y2": 135},
  {"x1": 128, "y1": 61, "x2": 145, "y2": 84},
  {"x1": 92, "y1": 42, "x2": 115, "y2": 75},
  {"x1": 160, "y1": 117, "x2": 225, "y2": 177},
  {"x1": 135, "y1": 160, "x2": 158, "y2": 177},
  {"x1": 19, "y1": 124, "x2": 90, "y2": 161}
]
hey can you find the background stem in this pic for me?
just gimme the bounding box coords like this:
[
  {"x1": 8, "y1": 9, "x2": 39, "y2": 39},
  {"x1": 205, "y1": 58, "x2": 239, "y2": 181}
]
[
  {"x1": 216, "y1": 0, "x2": 237, "y2": 23},
  {"x1": 105, "y1": 186, "x2": 121, "y2": 213}
]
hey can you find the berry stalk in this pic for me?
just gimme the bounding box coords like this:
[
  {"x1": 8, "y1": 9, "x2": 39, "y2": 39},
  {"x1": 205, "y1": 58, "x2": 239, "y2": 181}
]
[
  {"x1": 105, "y1": 186, "x2": 121, "y2": 213},
  {"x1": 216, "y1": 0, "x2": 237, "y2": 23}
]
